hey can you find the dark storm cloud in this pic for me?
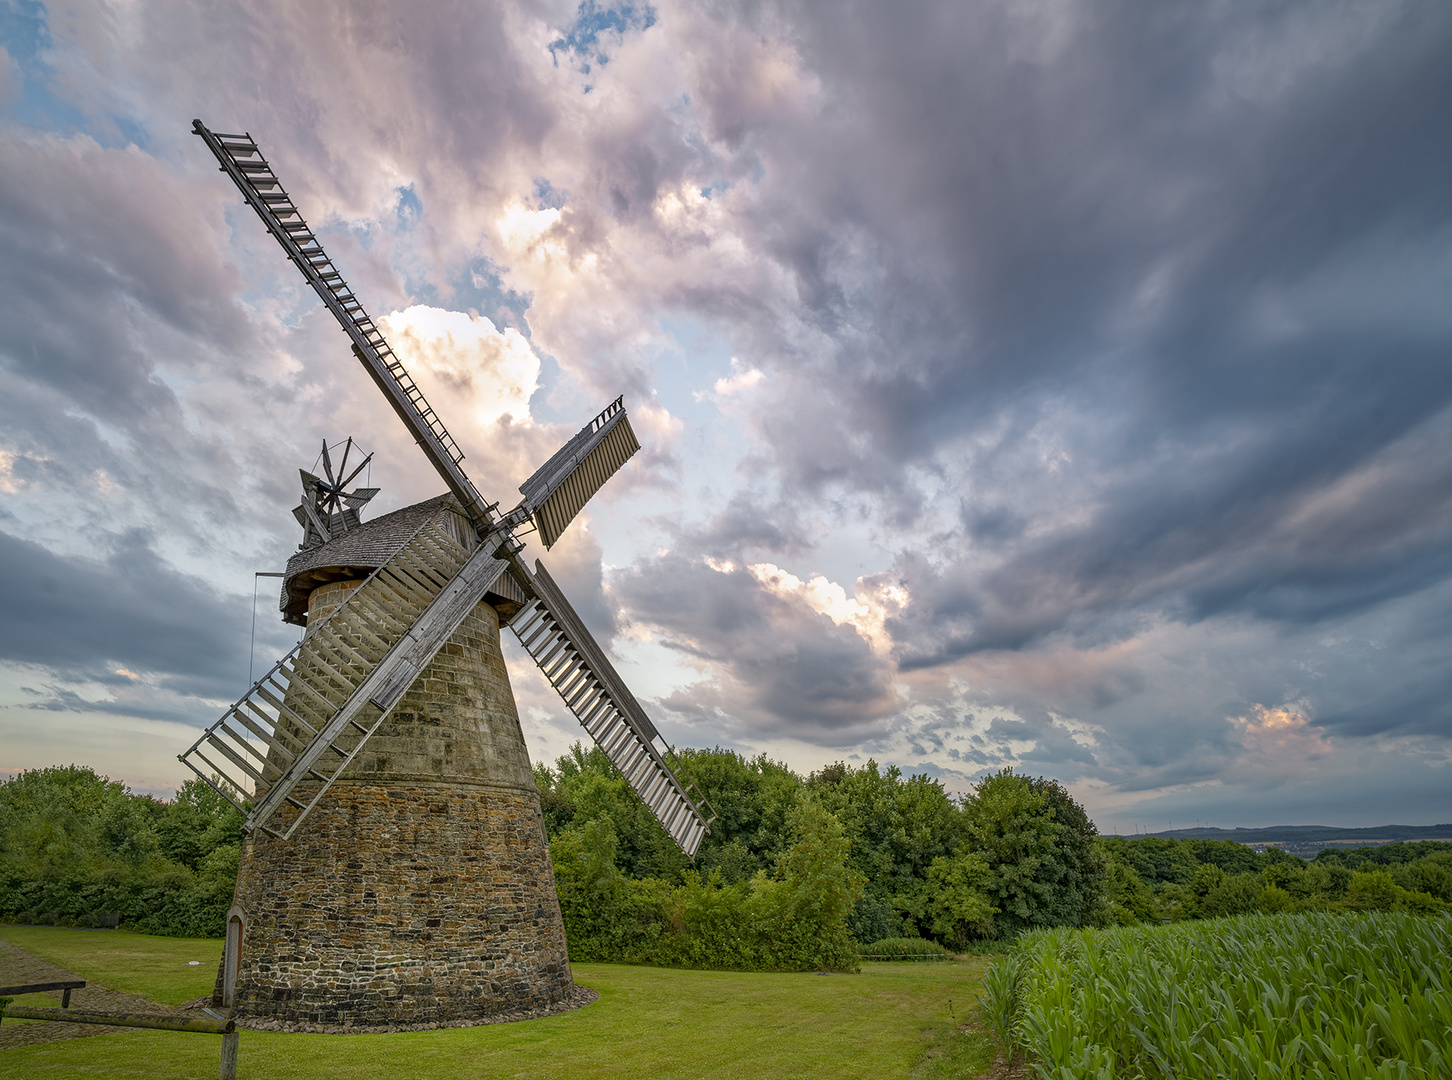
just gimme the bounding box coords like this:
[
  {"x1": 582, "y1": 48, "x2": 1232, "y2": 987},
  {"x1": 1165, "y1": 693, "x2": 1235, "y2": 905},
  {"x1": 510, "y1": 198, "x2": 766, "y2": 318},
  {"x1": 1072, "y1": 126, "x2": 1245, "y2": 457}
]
[
  {"x1": 612, "y1": 551, "x2": 896, "y2": 737},
  {"x1": 0, "y1": 528, "x2": 249, "y2": 699},
  {"x1": 0, "y1": 126, "x2": 315, "y2": 563},
  {"x1": 659, "y1": 2, "x2": 1452, "y2": 742},
  {"x1": 731, "y1": 2, "x2": 1452, "y2": 466},
  {"x1": 1282, "y1": 579, "x2": 1452, "y2": 740},
  {"x1": 669, "y1": 490, "x2": 812, "y2": 561},
  {"x1": 889, "y1": 402, "x2": 1452, "y2": 665},
  {"x1": 986, "y1": 714, "x2": 1098, "y2": 771},
  {"x1": 0, "y1": 129, "x2": 249, "y2": 423}
]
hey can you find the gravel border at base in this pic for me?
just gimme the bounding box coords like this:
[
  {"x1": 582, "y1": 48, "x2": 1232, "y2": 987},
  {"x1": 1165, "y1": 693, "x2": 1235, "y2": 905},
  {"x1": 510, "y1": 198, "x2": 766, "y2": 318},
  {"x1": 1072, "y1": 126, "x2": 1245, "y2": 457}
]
[{"x1": 235, "y1": 983, "x2": 600, "y2": 1034}]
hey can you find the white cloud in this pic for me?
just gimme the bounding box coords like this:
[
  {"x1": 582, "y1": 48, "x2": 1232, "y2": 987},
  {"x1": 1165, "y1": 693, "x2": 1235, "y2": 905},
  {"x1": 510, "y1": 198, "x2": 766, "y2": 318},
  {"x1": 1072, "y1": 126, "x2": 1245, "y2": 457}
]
[
  {"x1": 495, "y1": 203, "x2": 566, "y2": 261},
  {"x1": 379, "y1": 305, "x2": 541, "y2": 427},
  {"x1": 746, "y1": 561, "x2": 906, "y2": 657},
  {"x1": 698, "y1": 357, "x2": 764, "y2": 403},
  {"x1": 0, "y1": 450, "x2": 36, "y2": 494}
]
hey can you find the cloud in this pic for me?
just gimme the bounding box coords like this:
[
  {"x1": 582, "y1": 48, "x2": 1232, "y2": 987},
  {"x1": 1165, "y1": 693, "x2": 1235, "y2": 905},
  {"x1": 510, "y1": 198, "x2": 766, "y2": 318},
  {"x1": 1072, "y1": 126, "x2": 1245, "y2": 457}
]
[
  {"x1": 745, "y1": 561, "x2": 905, "y2": 659},
  {"x1": 0, "y1": 128, "x2": 249, "y2": 422},
  {"x1": 0, "y1": 703, "x2": 203, "y2": 794},
  {"x1": 0, "y1": 45, "x2": 16, "y2": 111},
  {"x1": 696, "y1": 358, "x2": 764, "y2": 404},
  {"x1": 612, "y1": 551, "x2": 898, "y2": 742},
  {"x1": 1, "y1": 0, "x2": 1450, "y2": 825},
  {"x1": 380, "y1": 305, "x2": 541, "y2": 426},
  {"x1": 0, "y1": 528, "x2": 251, "y2": 702}
]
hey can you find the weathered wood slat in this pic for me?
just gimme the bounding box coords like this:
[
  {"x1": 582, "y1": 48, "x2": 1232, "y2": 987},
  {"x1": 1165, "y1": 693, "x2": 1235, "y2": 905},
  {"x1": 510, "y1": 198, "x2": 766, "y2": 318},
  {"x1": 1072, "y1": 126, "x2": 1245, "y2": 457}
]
[
  {"x1": 3, "y1": 1006, "x2": 234, "y2": 1035},
  {"x1": 510, "y1": 564, "x2": 710, "y2": 856}
]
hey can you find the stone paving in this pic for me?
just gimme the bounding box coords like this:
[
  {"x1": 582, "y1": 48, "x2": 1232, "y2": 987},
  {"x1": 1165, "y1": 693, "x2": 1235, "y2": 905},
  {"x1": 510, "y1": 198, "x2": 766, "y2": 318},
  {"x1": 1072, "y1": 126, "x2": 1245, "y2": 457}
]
[{"x1": 0, "y1": 939, "x2": 160, "y2": 1048}]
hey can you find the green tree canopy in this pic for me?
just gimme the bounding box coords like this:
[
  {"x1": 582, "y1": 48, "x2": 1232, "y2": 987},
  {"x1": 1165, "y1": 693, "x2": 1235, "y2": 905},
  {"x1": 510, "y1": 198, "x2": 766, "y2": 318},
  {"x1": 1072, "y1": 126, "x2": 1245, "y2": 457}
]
[
  {"x1": 807, "y1": 760, "x2": 966, "y2": 942},
  {"x1": 963, "y1": 769, "x2": 1104, "y2": 938},
  {"x1": 0, "y1": 765, "x2": 242, "y2": 935}
]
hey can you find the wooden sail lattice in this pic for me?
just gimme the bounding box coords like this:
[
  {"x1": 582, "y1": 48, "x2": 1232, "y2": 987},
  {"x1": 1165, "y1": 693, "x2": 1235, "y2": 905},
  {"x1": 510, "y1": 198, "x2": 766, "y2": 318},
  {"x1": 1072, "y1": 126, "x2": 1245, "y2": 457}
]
[
  {"x1": 512, "y1": 562, "x2": 712, "y2": 857},
  {"x1": 191, "y1": 121, "x2": 496, "y2": 534},
  {"x1": 518, "y1": 397, "x2": 641, "y2": 549},
  {"x1": 181, "y1": 518, "x2": 504, "y2": 838},
  {"x1": 189, "y1": 119, "x2": 713, "y2": 855}
]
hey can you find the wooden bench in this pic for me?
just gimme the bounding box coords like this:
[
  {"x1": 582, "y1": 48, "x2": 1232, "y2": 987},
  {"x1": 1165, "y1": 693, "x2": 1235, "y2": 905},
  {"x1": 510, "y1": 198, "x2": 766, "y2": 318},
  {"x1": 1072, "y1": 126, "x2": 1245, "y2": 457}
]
[{"x1": 0, "y1": 980, "x2": 86, "y2": 1008}]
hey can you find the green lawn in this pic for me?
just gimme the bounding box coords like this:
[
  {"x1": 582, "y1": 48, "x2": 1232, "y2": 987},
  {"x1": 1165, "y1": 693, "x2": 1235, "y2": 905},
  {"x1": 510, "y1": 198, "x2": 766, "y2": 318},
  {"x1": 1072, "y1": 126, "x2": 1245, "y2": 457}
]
[
  {"x1": 0, "y1": 926, "x2": 222, "y2": 1006},
  {"x1": 0, "y1": 927, "x2": 995, "y2": 1079}
]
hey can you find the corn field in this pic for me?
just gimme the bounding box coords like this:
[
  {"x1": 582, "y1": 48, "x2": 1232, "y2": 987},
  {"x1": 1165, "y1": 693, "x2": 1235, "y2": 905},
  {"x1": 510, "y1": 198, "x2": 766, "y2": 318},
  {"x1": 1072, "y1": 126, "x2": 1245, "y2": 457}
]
[{"x1": 978, "y1": 911, "x2": 1451, "y2": 1079}]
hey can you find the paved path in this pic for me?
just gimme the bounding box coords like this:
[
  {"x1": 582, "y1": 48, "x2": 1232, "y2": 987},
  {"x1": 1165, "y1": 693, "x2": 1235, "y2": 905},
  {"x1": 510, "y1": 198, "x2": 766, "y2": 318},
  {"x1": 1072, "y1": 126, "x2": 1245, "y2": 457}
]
[{"x1": 0, "y1": 939, "x2": 165, "y2": 1049}]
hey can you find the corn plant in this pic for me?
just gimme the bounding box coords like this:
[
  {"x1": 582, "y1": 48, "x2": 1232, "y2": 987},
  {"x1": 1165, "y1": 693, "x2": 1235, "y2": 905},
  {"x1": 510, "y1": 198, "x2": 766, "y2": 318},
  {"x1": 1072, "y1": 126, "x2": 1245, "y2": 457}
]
[{"x1": 977, "y1": 911, "x2": 1451, "y2": 1079}]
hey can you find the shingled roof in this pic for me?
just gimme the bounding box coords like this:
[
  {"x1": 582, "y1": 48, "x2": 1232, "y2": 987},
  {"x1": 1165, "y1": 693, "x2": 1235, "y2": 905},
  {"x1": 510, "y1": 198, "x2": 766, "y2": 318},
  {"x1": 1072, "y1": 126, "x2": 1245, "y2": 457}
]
[{"x1": 279, "y1": 493, "x2": 473, "y2": 625}]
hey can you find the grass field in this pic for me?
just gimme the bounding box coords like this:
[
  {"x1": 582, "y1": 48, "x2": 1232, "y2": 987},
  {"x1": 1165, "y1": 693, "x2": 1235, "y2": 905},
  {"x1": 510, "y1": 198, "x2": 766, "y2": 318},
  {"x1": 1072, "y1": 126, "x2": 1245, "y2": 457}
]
[
  {"x1": 0, "y1": 926, "x2": 995, "y2": 1079},
  {"x1": 0, "y1": 926, "x2": 224, "y2": 1005}
]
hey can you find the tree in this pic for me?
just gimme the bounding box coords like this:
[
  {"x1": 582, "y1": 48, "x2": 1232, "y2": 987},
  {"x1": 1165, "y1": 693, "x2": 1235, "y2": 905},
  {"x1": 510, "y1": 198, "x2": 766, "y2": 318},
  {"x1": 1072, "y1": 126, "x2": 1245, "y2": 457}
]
[
  {"x1": 548, "y1": 816, "x2": 670, "y2": 962},
  {"x1": 1098, "y1": 843, "x2": 1159, "y2": 924},
  {"x1": 1185, "y1": 839, "x2": 1263, "y2": 876},
  {"x1": 962, "y1": 768, "x2": 1105, "y2": 938},
  {"x1": 807, "y1": 760, "x2": 965, "y2": 943},
  {"x1": 1201, "y1": 872, "x2": 1261, "y2": 918},
  {"x1": 1099, "y1": 835, "x2": 1199, "y2": 886},
  {"x1": 752, "y1": 798, "x2": 865, "y2": 970},
  {"x1": 548, "y1": 795, "x2": 863, "y2": 971},
  {"x1": 922, "y1": 851, "x2": 996, "y2": 946},
  {"x1": 0, "y1": 765, "x2": 243, "y2": 936},
  {"x1": 536, "y1": 744, "x2": 691, "y2": 880},
  {"x1": 157, "y1": 778, "x2": 243, "y2": 871},
  {"x1": 674, "y1": 747, "x2": 803, "y2": 881}
]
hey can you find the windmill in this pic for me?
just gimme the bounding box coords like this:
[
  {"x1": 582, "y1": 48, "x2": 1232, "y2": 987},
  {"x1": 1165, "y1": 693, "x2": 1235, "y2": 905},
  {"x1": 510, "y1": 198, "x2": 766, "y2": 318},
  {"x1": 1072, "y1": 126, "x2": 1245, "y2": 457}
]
[
  {"x1": 293, "y1": 437, "x2": 378, "y2": 548},
  {"x1": 180, "y1": 121, "x2": 712, "y2": 1028}
]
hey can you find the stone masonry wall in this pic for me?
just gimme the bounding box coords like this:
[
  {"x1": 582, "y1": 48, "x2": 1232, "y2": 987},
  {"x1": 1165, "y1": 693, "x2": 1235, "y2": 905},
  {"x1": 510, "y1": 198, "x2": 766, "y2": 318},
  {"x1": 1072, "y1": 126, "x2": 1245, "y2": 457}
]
[
  {"x1": 228, "y1": 584, "x2": 578, "y2": 1027},
  {"x1": 231, "y1": 782, "x2": 574, "y2": 1026}
]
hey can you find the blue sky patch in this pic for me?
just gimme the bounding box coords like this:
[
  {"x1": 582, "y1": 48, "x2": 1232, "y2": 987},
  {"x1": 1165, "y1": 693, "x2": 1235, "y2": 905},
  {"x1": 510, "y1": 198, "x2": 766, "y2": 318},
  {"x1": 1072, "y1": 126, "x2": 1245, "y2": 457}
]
[
  {"x1": 1, "y1": 0, "x2": 150, "y2": 148},
  {"x1": 394, "y1": 184, "x2": 423, "y2": 229},
  {"x1": 549, "y1": 0, "x2": 658, "y2": 75}
]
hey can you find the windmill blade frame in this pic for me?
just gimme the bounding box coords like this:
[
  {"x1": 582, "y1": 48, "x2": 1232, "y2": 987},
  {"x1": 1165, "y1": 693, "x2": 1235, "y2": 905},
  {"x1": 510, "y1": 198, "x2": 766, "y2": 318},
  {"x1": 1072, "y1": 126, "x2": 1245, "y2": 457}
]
[
  {"x1": 247, "y1": 544, "x2": 508, "y2": 835},
  {"x1": 180, "y1": 515, "x2": 508, "y2": 838},
  {"x1": 321, "y1": 438, "x2": 337, "y2": 493},
  {"x1": 190, "y1": 119, "x2": 713, "y2": 857},
  {"x1": 192, "y1": 120, "x2": 497, "y2": 536},
  {"x1": 337, "y1": 449, "x2": 373, "y2": 493},
  {"x1": 515, "y1": 397, "x2": 641, "y2": 549},
  {"x1": 511, "y1": 560, "x2": 714, "y2": 857}
]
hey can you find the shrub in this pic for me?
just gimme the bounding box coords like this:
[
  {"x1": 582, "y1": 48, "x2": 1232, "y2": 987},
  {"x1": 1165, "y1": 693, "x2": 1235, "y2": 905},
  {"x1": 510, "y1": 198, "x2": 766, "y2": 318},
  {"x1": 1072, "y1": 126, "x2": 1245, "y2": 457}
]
[
  {"x1": 858, "y1": 936, "x2": 952, "y2": 960},
  {"x1": 0, "y1": 767, "x2": 242, "y2": 937},
  {"x1": 551, "y1": 797, "x2": 863, "y2": 971}
]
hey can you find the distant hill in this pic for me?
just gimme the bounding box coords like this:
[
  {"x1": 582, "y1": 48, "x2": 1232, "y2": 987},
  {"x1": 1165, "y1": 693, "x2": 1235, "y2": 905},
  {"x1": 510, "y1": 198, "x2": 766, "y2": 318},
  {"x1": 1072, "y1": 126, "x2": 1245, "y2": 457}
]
[{"x1": 1105, "y1": 823, "x2": 1452, "y2": 859}]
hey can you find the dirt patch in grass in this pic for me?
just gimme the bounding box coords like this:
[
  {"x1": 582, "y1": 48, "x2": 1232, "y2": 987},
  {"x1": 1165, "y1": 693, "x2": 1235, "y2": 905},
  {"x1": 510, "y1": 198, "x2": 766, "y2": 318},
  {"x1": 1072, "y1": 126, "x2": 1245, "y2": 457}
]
[{"x1": 974, "y1": 1049, "x2": 1031, "y2": 1080}]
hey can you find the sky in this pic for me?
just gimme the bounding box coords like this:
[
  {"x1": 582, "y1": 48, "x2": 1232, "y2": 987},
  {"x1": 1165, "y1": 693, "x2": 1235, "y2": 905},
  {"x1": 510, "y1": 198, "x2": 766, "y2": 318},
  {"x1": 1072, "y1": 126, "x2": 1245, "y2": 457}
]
[{"x1": 1, "y1": 0, "x2": 1450, "y2": 833}]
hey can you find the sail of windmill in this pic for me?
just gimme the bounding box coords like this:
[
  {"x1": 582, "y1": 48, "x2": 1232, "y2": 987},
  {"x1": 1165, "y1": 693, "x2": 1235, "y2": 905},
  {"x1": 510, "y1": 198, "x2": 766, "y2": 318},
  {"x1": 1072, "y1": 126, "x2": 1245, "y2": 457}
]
[{"x1": 179, "y1": 120, "x2": 712, "y2": 1028}]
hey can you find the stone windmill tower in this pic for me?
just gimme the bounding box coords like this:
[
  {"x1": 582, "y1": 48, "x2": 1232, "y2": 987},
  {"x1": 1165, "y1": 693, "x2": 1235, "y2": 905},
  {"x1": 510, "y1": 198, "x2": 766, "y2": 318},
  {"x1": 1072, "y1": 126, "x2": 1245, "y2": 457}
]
[{"x1": 181, "y1": 121, "x2": 712, "y2": 1029}]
